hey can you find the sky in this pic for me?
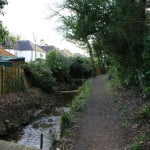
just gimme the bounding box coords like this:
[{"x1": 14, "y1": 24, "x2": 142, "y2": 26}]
[{"x1": 1, "y1": 0, "x2": 86, "y2": 54}]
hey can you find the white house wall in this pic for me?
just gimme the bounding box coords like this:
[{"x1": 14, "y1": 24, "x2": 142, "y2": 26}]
[{"x1": 5, "y1": 49, "x2": 46, "y2": 62}]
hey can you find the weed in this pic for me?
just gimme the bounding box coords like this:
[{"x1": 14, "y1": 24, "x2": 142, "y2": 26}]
[
  {"x1": 120, "y1": 121, "x2": 128, "y2": 128},
  {"x1": 130, "y1": 142, "x2": 141, "y2": 150},
  {"x1": 60, "y1": 79, "x2": 92, "y2": 136},
  {"x1": 139, "y1": 104, "x2": 150, "y2": 119},
  {"x1": 61, "y1": 112, "x2": 74, "y2": 129},
  {"x1": 71, "y1": 79, "x2": 92, "y2": 112},
  {"x1": 130, "y1": 133, "x2": 150, "y2": 150},
  {"x1": 119, "y1": 108, "x2": 128, "y2": 116}
]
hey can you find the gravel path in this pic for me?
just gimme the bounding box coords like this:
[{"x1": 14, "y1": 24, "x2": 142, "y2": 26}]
[{"x1": 73, "y1": 76, "x2": 124, "y2": 150}]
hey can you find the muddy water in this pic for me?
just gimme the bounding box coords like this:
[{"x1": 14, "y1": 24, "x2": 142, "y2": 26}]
[
  {"x1": 15, "y1": 107, "x2": 70, "y2": 150},
  {"x1": 9, "y1": 94, "x2": 73, "y2": 150}
]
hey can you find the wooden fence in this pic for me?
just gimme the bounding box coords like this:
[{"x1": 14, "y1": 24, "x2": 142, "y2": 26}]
[{"x1": 0, "y1": 66, "x2": 25, "y2": 96}]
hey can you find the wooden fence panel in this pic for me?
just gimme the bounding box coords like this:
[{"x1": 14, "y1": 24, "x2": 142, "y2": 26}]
[{"x1": 0, "y1": 66, "x2": 25, "y2": 96}]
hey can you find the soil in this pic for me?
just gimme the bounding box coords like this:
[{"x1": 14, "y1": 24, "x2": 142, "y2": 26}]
[
  {"x1": 112, "y1": 85, "x2": 150, "y2": 150},
  {"x1": 0, "y1": 88, "x2": 56, "y2": 137}
]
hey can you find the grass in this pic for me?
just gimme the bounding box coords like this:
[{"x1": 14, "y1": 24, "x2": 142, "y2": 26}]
[
  {"x1": 119, "y1": 121, "x2": 128, "y2": 128},
  {"x1": 139, "y1": 104, "x2": 150, "y2": 119},
  {"x1": 103, "y1": 75, "x2": 113, "y2": 92},
  {"x1": 71, "y1": 79, "x2": 92, "y2": 112},
  {"x1": 130, "y1": 142, "x2": 141, "y2": 150},
  {"x1": 130, "y1": 133, "x2": 150, "y2": 150},
  {"x1": 61, "y1": 79, "x2": 93, "y2": 134},
  {"x1": 119, "y1": 108, "x2": 128, "y2": 116}
]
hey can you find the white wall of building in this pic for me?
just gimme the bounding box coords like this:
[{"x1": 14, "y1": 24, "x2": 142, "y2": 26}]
[{"x1": 5, "y1": 49, "x2": 46, "y2": 62}]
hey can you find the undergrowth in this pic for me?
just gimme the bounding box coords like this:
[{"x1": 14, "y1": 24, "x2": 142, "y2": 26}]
[{"x1": 61, "y1": 79, "x2": 93, "y2": 134}]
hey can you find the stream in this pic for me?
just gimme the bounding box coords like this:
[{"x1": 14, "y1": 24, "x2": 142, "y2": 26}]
[{"x1": 8, "y1": 94, "x2": 73, "y2": 150}]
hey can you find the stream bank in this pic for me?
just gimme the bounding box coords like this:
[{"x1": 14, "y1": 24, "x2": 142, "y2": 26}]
[
  {"x1": 0, "y1": 88, "x2": 57, "y2": 136},
  {"x1": 0, "y1": 85, "x2": 77, "y2": 137}
]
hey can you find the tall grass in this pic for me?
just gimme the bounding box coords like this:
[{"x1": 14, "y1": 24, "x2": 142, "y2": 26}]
[{"x1": 61, "y1": 79, "x2": 93, "y2": 130}]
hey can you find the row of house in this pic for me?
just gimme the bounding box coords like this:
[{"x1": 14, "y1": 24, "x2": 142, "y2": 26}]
[
  {"x1": 1, "y1": 40, "x2": 83, "y2": 64},
  {"x1": 2, "y1": 40, "x2": 56, "y2": 62}
]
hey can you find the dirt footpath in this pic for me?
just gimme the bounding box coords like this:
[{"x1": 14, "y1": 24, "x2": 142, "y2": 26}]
[{"x1": 73, "y1": 76, "x2": 124, "y2": 150}]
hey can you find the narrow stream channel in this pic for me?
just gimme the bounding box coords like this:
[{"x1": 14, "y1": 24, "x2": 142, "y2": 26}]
[
  {"x1": 16, "y1": 107, "x2": 70, "y2": 150},
  {"x1": 8, "y1": 93, "x2": 74, "y2": 150}
]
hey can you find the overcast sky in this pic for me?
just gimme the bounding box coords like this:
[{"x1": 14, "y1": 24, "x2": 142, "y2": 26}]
[{"x1": 1, "y1": 0, "x2": 86, "y2": 54}]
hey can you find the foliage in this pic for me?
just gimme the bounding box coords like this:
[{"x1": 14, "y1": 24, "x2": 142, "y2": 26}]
[
  {"x1": 46, "y1": 51, "x2": 71, "y2": 81},
  {"x1": 130, "y1": 133, "x2": 150, "y2": 150},
  {"x1": 130, "y1": 142, "x2": 141, "y2": 150},
  {"x1": 57, "y1": 0, "x2": 149, "y2": 97},
  {"x1": 0, "y1": 0, "x2": 7, "y2": 14},
  {"x1": 61, "y1": 79, "x2": 92, "y2": 131},
  {"x1": 25, "y1": 59, "x2": 55, "y2": 93},
  {"x1": 0, "y1": 0, "x2": 8, "y2": 44},
  {"x1": 71, "y1": 79, "x2": 92, "y2": 112},
  {"x1": 58, "y1": 0, "x2": 98, "y2": 76},
  {"x1": 61, "y1": 112, "x2": 74, "y2": 129},
  {"x1": 139, "y1": 104, "x2": 150, "y2": 119},
  {"x1": 69, "y1": 56, "x2": 92, "y2": 79}
]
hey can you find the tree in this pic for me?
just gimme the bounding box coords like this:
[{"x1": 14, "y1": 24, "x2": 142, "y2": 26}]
[
  {"x1": 57, "y1": 0, "x2": 101, "y2": 76},
  {"x1": 46, "y1": 51, "x2": 71, "y2": 81},
  {"x1": 0, "y1": 0, "x2": 7, "y2": 15},
  {"x1": 55, "y1": 0, "x2": 149, "y2": 96},
  {"x1": 0, "y1": 0, "x2": 8, "y2": 44}
]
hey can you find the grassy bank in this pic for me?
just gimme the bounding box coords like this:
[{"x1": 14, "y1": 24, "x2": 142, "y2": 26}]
[
  {"x1": 52, "y1": 79, "x2": 93, "y2": 149},
  {"x1": 61, "y1": 79, "x2": 93, "y2": 132}
]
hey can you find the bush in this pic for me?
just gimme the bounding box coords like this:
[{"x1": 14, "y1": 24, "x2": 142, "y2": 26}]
[
  {"x1": 69, "y1": 56, "x2": 92, "y2": 79},
  {"x1": 25, "y1": 59, "x2": 55, "y2": 93},
  {"x1": 46, "y1": 51, "x2": 71, "y2": 81}
]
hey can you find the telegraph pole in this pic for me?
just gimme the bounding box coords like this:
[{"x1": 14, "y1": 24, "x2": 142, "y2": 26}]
[{"x1": 33, "y1": 33, "x2": 37, "y2": 61}]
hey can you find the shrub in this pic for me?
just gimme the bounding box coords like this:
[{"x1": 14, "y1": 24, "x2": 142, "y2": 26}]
[
  {"x1": 25, "y1": 59, "x2": 55, "y2": 93},
  {"x1": 69, "y1": 56, "x2": 92, "y2": 79},
  {"x1": 46, "y1": 51, "x2": 71, "y2": 81}
]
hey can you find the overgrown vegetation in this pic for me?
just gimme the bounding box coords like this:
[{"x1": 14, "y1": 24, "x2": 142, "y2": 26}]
[
  {"x1": 25, "y1": 51, "x2": 92, "y2": 93},
  {"x1": 71, "y1": 80, "x2": 92, "y2": 112},
  {"x1": 46, "y1": 51, "x2": 70, "y2": 82},
  {"x1": 69, "y1": 56, "x2": 92, "y2": 79},
  {"x1": 24, "y1": 59, "x2": 55, "y2": 93},
  {"x1": 61, "y1": 79, "x2": 92, "y2": 132},
  {"x1": 55, "y1": 0, "x2": 149, "y2": 98},
  {"x1": 130, "y1": 133, "x2": 150, "y2": 150},
  {"x1": 52, "y1": 2, "x2": 150, "y2": 147}
]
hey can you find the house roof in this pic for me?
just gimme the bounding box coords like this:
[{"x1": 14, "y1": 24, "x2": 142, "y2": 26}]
[
  {"x1": 3, "y1": 40, "x2": 46, "y2": 53},
  {"x1": 39, "y1": 45, "x2": 56, "y2": 53},
  {"x1": 0, "y1": 48, "x2": 14, "y2": 56}
]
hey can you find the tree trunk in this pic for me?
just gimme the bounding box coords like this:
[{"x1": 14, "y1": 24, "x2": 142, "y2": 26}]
[{"x1": 86, "y1": 40, "x2": 96, "y2": 77}]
